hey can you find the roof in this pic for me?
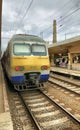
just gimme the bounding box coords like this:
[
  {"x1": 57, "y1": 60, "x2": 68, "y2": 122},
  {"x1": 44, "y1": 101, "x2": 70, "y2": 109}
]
[
  {"x1": 48, "y1": 35, "x2": 80, "y2": 54},
  {"x1": 9, "y1": 34, "x2": 45, "y2": 43}
]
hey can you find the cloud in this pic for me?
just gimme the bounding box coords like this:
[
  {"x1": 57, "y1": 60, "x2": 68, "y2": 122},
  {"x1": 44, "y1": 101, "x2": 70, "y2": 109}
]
[
  {"x1": 23, "y1": 24, "x2": 32, "y2": 32},
  {"x1": 1, "y1": 0, "x2": 80, "y2": 53}
]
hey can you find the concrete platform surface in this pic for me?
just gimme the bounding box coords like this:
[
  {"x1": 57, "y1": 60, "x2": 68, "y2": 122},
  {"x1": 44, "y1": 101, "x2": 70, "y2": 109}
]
[
  {"x1": 51, "y1": 67, "x2": 80, "y2": 77},
  {"x1": 0, "y1": 112, "x2": 13, "y2": 130},
  {"x1": 0, "y1": 63, "x2": 13, "y2": 130}
]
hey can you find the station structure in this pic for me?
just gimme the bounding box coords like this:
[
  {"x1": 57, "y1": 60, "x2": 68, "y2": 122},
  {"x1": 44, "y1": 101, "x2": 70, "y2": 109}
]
[
  {"x1": 48, "y1": 35, "x2": 80, "y2": 72},
  {"x1": 0, "y1": 1, "x2": 80, "y2": 129},
  {"x1": 48, "y1": 20, "x2": 80, "y2": 76}
]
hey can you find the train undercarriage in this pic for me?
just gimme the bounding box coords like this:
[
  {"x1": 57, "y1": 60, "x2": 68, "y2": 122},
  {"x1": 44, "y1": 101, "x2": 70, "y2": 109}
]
[{"x1": 14, "y1": 72, "x2": 46, "y2": 91}]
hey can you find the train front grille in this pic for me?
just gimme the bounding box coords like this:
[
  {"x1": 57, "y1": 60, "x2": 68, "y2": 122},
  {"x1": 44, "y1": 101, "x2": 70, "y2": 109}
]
[{"x1": 24, "y1": 72, "x2": 40, "y2": 83}]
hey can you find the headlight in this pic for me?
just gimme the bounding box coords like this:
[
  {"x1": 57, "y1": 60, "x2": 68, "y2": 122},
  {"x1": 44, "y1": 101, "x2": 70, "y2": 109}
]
[
  {"x1": 15, "y1": 66, "x2": 24, "y2": 71},
  {"x1": 41, "y1": 65, "x2": 49, "y2": 70}
]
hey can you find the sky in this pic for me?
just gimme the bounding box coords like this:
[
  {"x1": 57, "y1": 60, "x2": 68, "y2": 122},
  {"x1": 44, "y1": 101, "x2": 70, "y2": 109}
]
[{"x1": 1, "y1": 0, "x2": 80, "y2": 53}]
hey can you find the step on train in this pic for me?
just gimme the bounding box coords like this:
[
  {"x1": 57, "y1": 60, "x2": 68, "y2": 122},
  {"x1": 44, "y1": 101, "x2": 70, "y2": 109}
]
[{"x1": 2, "y1": 34, "x2": 50, "y2": 91}]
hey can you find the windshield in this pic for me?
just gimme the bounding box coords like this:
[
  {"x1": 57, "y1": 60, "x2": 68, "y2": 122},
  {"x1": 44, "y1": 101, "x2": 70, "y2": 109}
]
[
  {"x1": 13, "y1": 43, "x2": 47, "y2": 56},
  {"x1": 13, "y1": 43, "x2": 31, "y2": 55},
  {"x1": 32, "y1": 44, "x2": 47, "y2": 56}
]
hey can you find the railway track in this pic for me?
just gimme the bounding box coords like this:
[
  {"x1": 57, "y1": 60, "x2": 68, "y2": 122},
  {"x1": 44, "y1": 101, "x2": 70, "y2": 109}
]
[
  {"x1": 46, "y1": 72, "x2": 80, "y2": 123},
  {"x1": 18, "y1": 89, "x2": 80, "y2": 130},
  {"x1": 5, "y1": 71, "x2": 80, "y2": 130},
  {"x1": 50, "y1": 71, "x2": 80, "y2": 86},
  {"x1": 49, "y1": 72, "x2": 80, "y2": 96},
  {"x1": 7, "y1": 89, "x2": 37, "y2": 130}
]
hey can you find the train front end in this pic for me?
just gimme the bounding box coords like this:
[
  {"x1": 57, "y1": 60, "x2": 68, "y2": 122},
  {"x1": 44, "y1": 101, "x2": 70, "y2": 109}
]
[{"x1": 10, "y1": 41, "x2": 50, "y2": 91}]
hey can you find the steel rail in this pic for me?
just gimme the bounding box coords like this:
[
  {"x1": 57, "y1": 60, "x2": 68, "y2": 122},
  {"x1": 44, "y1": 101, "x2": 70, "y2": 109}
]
[
  {"x1": 50, "y1": 73, "x2": 80, "y2": 87},
  {"x1": 18, "y1": 88, "x2": 80, "y2": 129},
  {"x1": 48, "y1": 77, "x2": 80, "y2": 96},
  {"x1": 40, "y1": 89, "x2": 80, "y2": 124},
  {"x1": 18, "y1": 92, "x2": 42, "y2": 130}
]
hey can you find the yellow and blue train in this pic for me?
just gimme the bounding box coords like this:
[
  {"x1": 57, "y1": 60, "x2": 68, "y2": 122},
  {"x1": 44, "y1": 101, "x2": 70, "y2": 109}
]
[{"x1": 2, "y1": 34, "x2": 50, "y2": 91}]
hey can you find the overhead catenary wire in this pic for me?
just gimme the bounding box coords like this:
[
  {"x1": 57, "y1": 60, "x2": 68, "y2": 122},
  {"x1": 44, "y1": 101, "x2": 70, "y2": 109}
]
[
  {"x1": 38, "y1": 0, "x2": 75, "y2": 32},
  {"x1": 57, "y1": 8, "x2": 80, "y2": 33},
  {"x1": 41, "y1": 6, "x2": 80, "y2": 38},
  {"x1": 2, "y1": 0, "x2": 80, "y2": 41},
  {"x1": 15, "y1": 0, "x2": 34, "y2": 34},
  {"x1": 2, "y1": 0, "x2": 34, "y2": 42},
  {"x1": 7, "y1": 0, "x2": 75, "y2": 36},
  {"x1": 38, "y1": 0, "x2": 80, "y2": 36},
  {"x1": 9, "y1": 0, "x2": 26, "y2": 33}
]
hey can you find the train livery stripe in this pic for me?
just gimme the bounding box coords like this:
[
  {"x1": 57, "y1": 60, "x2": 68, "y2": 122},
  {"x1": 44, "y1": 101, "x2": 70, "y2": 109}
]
[
  {"x1": 11, "y1": 74, "x2": 49, "y2": 84},
  {"x1": 11, "y1": 76, "x2": 24, "y2": 83},
  {"x1": 39, "y1": 74, "x2": 49, "y2": 82}
]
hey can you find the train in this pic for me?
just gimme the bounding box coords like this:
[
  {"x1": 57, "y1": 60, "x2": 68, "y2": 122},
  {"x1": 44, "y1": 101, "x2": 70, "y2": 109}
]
[{"x1": 2, "y1": 34, "x2": 50, "y2": 91}]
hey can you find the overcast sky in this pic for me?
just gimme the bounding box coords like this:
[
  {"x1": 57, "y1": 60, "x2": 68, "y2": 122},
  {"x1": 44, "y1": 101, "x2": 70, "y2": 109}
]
[{"x1": 1, "y1": 0, "x2": 80, "y2": 52}]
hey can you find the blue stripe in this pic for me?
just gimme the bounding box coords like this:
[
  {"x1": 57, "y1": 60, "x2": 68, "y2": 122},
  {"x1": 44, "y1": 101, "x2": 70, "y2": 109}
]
[
  {"x1": 11, "y1": 74, "x2": 49, "y2": 84},
  {"x1": 39, "y1": 74, "x2": 49, "y2": 82},
  {"x1": 11, "y1": 76, "x2": 24, "y2": 84}
]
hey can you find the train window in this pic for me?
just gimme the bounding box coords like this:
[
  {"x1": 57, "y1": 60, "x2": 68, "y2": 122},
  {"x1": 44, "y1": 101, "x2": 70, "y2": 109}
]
[
  {"x1": 32, "y1": 44, "x2": 47, "y2": 56},
  {"x1": 13, "y1": 43, "x2": 31, "y2": 55}
]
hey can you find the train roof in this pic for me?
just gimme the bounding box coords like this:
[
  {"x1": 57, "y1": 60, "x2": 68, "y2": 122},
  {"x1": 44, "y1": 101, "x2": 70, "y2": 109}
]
[{"x1": 9, "y1": 34, "x2": 46, "y2": 43}]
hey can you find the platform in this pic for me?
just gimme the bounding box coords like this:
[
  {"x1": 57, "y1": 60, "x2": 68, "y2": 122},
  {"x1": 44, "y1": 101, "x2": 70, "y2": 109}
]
[
  {"x1": 0, "y1": 62, "x2": 13, "y2": 130},
  {"x1": 51, "y1": 66, "x2": 80, "y2": 77}
]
